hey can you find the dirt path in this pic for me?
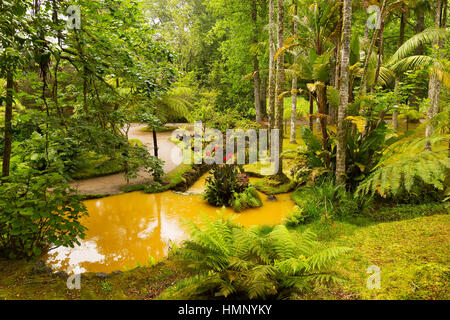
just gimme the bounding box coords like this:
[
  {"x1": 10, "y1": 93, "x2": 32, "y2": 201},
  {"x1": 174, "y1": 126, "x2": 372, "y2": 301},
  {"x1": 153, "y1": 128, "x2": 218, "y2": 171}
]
[{"x1": 70, "y1": 123, "x2": 186, "y2": 195}]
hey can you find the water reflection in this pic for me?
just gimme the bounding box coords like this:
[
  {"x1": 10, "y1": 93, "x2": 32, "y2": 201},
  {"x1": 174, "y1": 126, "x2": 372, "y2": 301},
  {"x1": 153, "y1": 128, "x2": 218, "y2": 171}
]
[{"x1": 45, "y1": 180, "x2": 295, "y2": 273}]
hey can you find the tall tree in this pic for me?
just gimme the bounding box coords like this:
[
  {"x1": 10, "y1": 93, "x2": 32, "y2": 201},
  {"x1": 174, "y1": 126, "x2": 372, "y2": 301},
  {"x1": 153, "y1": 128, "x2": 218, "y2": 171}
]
[
  {"x1": 393, "y1": 3, "x2": 407, "y2": 131},
  {"x1": 425, "y1": 0, "x2": 446, "y2": 145},
  {"x1": 268, "y1": 0, "x2": 276, "y2": 130},
  {"x1": 252, "y1": 0, "x2": 262, "y2": 123},
  {"x1": 275, "y1": 0, "x2": 285, "y2": 176},
  {"x1": 290, "y1": 2, "x2": 298, "y2": 144},
  {"x1": 336, "y1": 0, "x2": 352, "y2": 186}
]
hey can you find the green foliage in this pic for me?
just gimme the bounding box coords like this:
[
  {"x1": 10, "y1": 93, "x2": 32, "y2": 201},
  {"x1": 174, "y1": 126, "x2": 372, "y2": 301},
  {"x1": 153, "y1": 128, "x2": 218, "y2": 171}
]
[
  {"x1": 231, "y1": 186, "x2": 262, "y2": 212},
  {"x1": 161, "y1": 214, "x2": 351, "y2": 299},
  {"x1": 204, "y1": 164, "x2": 259, "y2": 212},
  {"x1": 0, "y1": 171, "x2": 88, "y2": 259},
  {"x1": 363, "y1": 202, "x2": 449, "y2": 222},
  {"x1": 290, "y1": 180, "x2": 370, "y2": 226},
  {"x1": 356, "y1": 128, "x2": 450, "y2": 200}
]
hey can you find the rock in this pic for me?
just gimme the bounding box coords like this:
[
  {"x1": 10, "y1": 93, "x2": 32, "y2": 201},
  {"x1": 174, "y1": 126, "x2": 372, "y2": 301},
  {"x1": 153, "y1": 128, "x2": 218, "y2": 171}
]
[
  {"x1": 95, "y1": 272, "x2": 110, "y2": 279},
  {"x1": 54, "y1": 271, "x2": 68, "y2": 278},
  {"x1": 267, "y1": 195, "x2": 277, "y2": 201},
  {"x1": 33, "y1": 260, "x2": 53, "y2": 275},
  {"x1": 111, "y1": 271, "x2": 123, "y2": 276}
]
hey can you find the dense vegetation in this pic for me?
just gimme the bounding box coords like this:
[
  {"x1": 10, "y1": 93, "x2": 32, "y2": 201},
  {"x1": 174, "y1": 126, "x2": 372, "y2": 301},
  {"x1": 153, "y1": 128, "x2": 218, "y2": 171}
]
[{"x1": 0, "y1": 0, "x2": 449, "y2": 301}]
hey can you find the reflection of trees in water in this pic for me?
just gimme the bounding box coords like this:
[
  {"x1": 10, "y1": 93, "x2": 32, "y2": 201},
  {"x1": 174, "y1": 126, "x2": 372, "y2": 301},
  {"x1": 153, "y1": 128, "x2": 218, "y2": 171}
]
[
  {"x1": 50, "y1": 191, "x2": 292, "y2": 273},
  {"x1": 78, "y1": 193, "x2": 193, "y2": 270}
]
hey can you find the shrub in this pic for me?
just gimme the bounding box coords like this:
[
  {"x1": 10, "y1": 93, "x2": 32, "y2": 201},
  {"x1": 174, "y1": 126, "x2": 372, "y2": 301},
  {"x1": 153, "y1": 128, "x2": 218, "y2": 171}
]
[
  {"x1": 161, "y1": 214, "x2": 351, "y2": 299},
  {"x1": 203, "y1": 164, "x2": 260, "y2": 212},
  {"x1": 290, "y1": 180, "x2": 370, "y2": 226},
  {"x1": 0, "y1": 170, "x2": 88, "y2": 259},
  {"x1": 231, "y1": 187, "x2": 262, "y2": 212}
]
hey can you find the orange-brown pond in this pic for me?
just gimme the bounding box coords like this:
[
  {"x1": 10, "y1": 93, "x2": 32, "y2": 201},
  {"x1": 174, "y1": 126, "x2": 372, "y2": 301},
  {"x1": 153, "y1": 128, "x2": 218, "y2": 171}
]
[{"x1": 45, "y1": 175, "x2": 295, "y2": 273}]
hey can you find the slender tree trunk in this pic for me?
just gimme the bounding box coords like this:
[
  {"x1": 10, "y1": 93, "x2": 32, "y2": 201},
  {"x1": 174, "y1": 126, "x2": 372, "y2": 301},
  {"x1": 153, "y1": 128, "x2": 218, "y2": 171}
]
[
  {"x1": 153, "y1": 127, "x2": 159, "y2": 158},
  {"x1": 260, "y1": 76, "x2": 267, "y2": 118},
  {"x1": 336, "y1": 0, "x2": 352, "y2": 186},
  {"x1": 309, "y1": 95, "x2": 314, "y2": 131},
  {"x1": 290, "y1": 3, "x2": 298, "y2": 144},
  {"x1": 426, "y1": 0, "x2": 444, "y2": 147},
  {"x1": 268, "y1": 0, "x2": 276, "y2": 130},
  {"x1": 393, "y1": 7, "x2": 406, "y2": 132},
  {"x1": 360, "y1": 0, "x2": 386, "y2": 95},
  {"x1": 252, "y1": 0, "x2": 262, "y2": 123},
  {"x1": 371, "y1": 6, "x2": 387, "y2": 92},
  {"x1": 414, "y1": 10, "x2": 425, "y2": 55},
  {"x1": 275, "y1": 0, "x2": 285, "y2": 176},
  {"x1": 393, "y1": 79, "x2": 400, "y2": 131},
  {"x1": 2, "y1": 71, "x2": 14, "y2": 179}
]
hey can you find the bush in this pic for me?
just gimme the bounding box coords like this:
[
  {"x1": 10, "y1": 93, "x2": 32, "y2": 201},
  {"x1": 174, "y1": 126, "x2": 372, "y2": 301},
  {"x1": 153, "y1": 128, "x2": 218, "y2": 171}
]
[
  {"x1": 0, "y1": 170, "x2": 88, "y2": 259},
  {"x1": 231, "y1": 187, "x2": 262, "y2": 212},
  {"x1": 204, "y1": 164, "x2": 259, "y2": 212},
  {"x1": 161, "y1": 214, "x2": 351, "y2": 299},
  {"x1": 290, "y1": 180, "x2": 370, "y2": 226}
]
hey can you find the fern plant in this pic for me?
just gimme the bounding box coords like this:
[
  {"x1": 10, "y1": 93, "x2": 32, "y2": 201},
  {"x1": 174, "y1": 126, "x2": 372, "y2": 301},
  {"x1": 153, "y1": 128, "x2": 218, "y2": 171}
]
[
  {"x1": 356, "y1": 113, "x2": 450, "y2": 199},
  {"x1": 160, "y1": 213, "x2": 351, "y2": 300}
]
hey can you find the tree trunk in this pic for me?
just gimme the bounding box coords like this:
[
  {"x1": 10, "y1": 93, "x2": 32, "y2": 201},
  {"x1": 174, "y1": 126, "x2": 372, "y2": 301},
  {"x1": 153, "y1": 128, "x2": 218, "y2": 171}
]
[
  {"x1": 336, "y1": 0, "x2": 352, "y2": 186},
  {"x1": 260, "y1": 76, "x2": 267, "y2": 118},
  {"x1": 393, "y1": 7, "x2": 406, "y2": 132},
  {"x1": 2, "y1": 71, "x2": 14, "y2": 179},
  {"x1": 393, "y1": 79, "x2": 400, "y2": 131},
  {"x1": 153, "y1": 127, "x2": 159, "y2": 158},
  {"x1": 414, "y1": 10, "x2": 425, "y2": 55},
  {"x1": 252, "y1": 0, "x2": 262, "y2": 123},
  {"x1": 275, "y1": 0, "x2": 285, "y2": 176},
  {"x1": 290, "y1": 3, "x2": 298, "y2": 144},
  {"x1": 268, "y1": 0, "x2": 276, "y2": 130},
  {"x1": 371, "y1": 6, "x2": 386, "y2": 92},
  {"x1": 309, "y1": 95, "x2": 314, "y2": 131},
  {"x1": 425, "y1": 0, "x2": 444, "y2": 148},
  {"x1": 360, "y1": 0, "x2": 386, "y2": 95}
]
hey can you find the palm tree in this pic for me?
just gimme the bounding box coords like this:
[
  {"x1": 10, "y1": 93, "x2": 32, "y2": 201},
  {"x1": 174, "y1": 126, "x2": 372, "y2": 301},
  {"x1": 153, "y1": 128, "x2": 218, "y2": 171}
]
[
  {"x1": 336, "y1": 0, "x2": 352, "y2": 186},
  {"x1": 386, "y1": 26, "x2": 448, "y2": 147}
]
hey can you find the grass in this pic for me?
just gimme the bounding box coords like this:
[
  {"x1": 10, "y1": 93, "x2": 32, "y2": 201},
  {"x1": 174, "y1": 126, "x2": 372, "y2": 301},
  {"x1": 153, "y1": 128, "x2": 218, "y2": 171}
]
[
  {"x1": 291, "y1": 204, "x2": 449, "y2": 300},
  {"x1": 0, "y1": 260, "x2": 188, "y2": 300}
]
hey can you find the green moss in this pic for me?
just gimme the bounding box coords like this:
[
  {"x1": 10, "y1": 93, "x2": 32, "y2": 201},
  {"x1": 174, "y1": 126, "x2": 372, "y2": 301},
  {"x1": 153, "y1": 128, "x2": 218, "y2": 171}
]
[
  {"x1": 252, "y1": 176, "x2": 296, "y2": 195},
  {"x1": 139, "y1": 125, "x2": 177, "y2": 133},
  {"x1": 300, "y1": 214, "x2": 450, "y2": 300},
  {"x1": 72, "y1": 154, "x2": 124, "y2": 180}
]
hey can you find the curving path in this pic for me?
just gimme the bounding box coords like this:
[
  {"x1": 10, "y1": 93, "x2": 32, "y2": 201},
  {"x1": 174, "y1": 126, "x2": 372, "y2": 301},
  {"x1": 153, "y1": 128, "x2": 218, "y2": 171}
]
[{"x1": 70, "y1": 123, "x2": 187, "y2": 195}]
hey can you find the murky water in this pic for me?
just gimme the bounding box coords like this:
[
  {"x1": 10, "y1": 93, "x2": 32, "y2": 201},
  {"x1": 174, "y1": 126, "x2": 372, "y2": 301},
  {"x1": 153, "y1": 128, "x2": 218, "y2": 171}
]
[{"x1": 45, "y1": 176, "x2": 295, "y2": 273}]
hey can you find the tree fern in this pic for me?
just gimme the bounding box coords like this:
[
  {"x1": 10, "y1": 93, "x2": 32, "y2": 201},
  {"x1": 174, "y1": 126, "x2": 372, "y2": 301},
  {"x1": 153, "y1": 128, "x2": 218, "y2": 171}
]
[
  {"x1": 356, "y1": 128, "x2": 450, "y2": 198},
  {"x1": 161, "y1": 213, "x2": 351, "y2": 299}
]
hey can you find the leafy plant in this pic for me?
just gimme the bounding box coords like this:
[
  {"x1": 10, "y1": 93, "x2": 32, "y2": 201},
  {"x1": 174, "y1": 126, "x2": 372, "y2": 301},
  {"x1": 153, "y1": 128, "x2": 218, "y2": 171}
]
[
  {"x1": 161, "y1": 213, "x2": 351, "y2": 299},
  {"x1": 356, "y1": 115, "x2": 450, "y2": 200},
  {"x1": 0, "y1": 170, "x2": 88, "y2": 259}
]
